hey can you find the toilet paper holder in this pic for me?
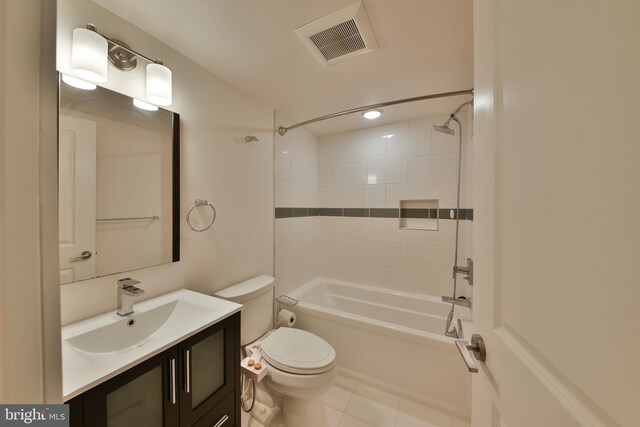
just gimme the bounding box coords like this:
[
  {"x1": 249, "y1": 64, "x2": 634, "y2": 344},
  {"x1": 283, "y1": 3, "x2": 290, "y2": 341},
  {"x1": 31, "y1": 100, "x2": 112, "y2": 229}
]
[{"x1": 273, "y1": 295, "x2": 298, "y2": 328}]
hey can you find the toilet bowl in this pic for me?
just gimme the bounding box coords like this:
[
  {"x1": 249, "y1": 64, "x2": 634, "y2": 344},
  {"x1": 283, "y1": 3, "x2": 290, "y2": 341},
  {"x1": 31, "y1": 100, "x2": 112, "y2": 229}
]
[
  {"x1": 247, "y1": 327, "x2": 336, "y2": 427},
  {"x1": 214, "y1": 276, "x2": 337, "y2": 427}
]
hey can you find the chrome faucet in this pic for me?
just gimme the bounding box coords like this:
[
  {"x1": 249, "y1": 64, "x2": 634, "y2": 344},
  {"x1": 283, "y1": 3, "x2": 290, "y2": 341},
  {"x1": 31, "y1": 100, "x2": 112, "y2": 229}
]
[{"x1": 117, "y1": 278, "x2": 144, "y2": 316}]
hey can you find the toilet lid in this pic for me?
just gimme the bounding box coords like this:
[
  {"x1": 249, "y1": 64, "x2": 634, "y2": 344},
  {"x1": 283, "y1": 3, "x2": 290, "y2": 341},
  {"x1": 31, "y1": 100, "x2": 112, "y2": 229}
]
[{"x1": 260, "y1": 328, "x2": 336, "y2": 375}]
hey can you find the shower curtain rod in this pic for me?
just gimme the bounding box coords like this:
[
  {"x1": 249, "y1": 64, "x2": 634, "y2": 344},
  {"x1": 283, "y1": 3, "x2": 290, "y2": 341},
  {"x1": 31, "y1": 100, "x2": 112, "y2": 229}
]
[{"x1": 277, "y1": 88, "x2": 474, "y2": 136}]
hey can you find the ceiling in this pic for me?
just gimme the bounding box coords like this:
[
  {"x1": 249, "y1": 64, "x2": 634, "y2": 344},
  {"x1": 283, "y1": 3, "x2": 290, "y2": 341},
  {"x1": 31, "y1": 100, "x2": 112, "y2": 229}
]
[{"x1": 93, "y1": 0, "x2": 473, "y2": 135}]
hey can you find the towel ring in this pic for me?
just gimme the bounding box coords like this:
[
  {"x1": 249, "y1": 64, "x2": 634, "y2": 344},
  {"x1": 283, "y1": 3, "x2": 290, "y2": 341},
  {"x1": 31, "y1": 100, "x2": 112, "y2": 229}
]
[{"x1": 186, "y1": 199, "x2": 216, "y2": 232}]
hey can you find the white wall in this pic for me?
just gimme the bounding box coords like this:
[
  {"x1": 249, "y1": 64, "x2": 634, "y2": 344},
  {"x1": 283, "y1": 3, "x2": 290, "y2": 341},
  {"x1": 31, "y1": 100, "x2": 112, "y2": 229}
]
[
  {"x1": 57, "y1": 0, "x2": 275, "y2": 325},
  {"x1": 274, "y1": 113, "x2": 319, "y2": 296},
  {"x1": 316, "y1": 115, "x2": 473, "y2": 297},
  {"x1": 0, "y1": 0, "x2": 61, "y2": 403}
]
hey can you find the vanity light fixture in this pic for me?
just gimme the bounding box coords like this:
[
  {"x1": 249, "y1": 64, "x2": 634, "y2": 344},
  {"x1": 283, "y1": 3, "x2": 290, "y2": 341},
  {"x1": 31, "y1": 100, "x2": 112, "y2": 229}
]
[
  {"x1": 146, "y1": 62, "x2": 172, "y2": 106},
  {"x1": 70, "y1": 24, "x2": 172, "y2": 106},
  {"x1": 71, "y1": 27, "x2": 108, "y2": 82},
  {"x1": 61, "y1": 74, "x2": 97, "y2": 90},
  {"x1": 362, "y1": 109, "x2": 382, "y2": 119},
  {"x1": 133, "y1": 98, "x2": 159, "y2": 111}
]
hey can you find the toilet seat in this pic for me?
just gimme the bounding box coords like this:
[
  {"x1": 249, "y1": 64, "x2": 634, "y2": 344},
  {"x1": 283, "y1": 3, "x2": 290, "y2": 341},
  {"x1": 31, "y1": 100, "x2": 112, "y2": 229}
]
[{"x1": 260, "y1": 328, "x2": 336, "y2": 375}]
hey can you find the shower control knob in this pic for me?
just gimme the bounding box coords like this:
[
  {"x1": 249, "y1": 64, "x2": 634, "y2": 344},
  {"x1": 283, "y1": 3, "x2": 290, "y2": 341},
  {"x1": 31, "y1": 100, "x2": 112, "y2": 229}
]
[{"x1": 455, "y1": 334, "x2": 486, "y2": 373}]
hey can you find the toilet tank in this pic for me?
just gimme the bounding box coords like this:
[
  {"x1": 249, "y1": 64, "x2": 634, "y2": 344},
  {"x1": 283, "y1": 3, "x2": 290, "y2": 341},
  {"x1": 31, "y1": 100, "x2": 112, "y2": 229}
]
[{"x1": 214, "y1": 275, "x2": 274, "y2": 345}]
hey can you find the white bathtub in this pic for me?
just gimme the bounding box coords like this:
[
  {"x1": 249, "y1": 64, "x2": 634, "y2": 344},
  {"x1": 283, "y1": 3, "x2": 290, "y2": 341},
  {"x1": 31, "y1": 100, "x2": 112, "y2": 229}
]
[{"x1": 289, "y1": 277, "x2": 472, "y2": 420}]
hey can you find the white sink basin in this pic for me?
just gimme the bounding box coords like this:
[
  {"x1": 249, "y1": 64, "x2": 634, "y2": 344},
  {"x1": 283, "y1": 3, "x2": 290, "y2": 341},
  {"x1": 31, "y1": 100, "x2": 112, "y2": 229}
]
[
  {"x1": 62, "y1": 289, "x2": 242, "y2": 401},
  {"x1": 66, "y1": 299, "x2": 216, "y2": 355}
]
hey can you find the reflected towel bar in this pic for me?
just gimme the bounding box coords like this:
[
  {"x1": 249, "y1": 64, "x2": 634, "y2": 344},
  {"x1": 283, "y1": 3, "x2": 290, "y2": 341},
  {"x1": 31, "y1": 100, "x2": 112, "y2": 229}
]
[{"x1": 96, "y1": 215, "x2": 160, "y2": 222}]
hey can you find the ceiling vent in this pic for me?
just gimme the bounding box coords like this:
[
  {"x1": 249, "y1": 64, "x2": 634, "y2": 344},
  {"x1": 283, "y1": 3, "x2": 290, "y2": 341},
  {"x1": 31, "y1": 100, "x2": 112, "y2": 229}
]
[{"x1": 295, "y1": 2, "x2": 378, "y2": 65}]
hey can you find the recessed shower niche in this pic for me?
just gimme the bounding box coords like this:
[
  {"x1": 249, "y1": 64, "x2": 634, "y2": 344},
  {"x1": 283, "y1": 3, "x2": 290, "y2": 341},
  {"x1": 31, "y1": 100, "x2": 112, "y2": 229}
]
[{"x1": 399, "y1": 199, "x2": 439, "y2": 231}]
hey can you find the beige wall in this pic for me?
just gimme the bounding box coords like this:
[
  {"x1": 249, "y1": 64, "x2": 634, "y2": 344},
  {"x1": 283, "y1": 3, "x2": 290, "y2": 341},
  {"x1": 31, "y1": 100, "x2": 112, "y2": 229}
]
[
  {"x1": 0, "y1": 0, "x2": 61, "y2": 403},
  {"x1": 57, "y1": 0, "x2": 275, "y2": 325}
]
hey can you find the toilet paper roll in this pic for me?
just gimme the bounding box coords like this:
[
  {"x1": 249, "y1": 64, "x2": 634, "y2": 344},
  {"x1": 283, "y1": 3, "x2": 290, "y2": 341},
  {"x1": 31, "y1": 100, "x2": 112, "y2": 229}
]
[{"x1": 277, "y1": 309, "x2": 296, "y2": 327}]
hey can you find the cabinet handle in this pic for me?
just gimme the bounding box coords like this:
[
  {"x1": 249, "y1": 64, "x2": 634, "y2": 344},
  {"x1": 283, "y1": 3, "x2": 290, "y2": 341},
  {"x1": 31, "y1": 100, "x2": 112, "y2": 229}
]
[
  {"x1": 169, "y1": 358, "x2": 176, "y2": 404},
  {"x1": 212, "y1": 414, "x2": 229, "y2": 427},
  {"x1": 184, "y1": 349, "x2": 191, "y2": 393}
]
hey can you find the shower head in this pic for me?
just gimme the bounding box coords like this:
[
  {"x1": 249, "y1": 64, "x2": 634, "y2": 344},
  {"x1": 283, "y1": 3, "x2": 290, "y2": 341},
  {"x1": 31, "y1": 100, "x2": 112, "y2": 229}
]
[
  {"x1": 433, "y1": 99, "x2": 474, "y2": 136},
  {"x1": 433, "y1": 123, "x2": 455, "y2": 135}
]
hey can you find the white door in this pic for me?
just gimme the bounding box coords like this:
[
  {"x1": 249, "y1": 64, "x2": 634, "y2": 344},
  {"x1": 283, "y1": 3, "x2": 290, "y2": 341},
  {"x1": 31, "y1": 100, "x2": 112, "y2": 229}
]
[
  {"x1": 58, "y1": 115, "x2": 97, "y2": 284},
  {"x1": 471, "y1": 1, "x2": 639, "y2": 426}
]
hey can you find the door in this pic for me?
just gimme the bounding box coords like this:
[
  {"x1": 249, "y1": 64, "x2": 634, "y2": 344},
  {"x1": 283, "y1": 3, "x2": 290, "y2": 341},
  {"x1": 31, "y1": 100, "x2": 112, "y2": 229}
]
[
  {"x1": 471, "y1": 1, "x2": 640, "y2": 426},
  {"x1": 58, "y1": 115, "x2": 97, "y2": 283}
]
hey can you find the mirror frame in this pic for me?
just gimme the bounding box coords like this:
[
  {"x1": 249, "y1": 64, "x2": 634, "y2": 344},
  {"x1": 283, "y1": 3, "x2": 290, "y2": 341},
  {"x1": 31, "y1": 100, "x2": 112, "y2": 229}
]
[{"x1": 170, "y1": 111, "x2": 180, "y2": 263}]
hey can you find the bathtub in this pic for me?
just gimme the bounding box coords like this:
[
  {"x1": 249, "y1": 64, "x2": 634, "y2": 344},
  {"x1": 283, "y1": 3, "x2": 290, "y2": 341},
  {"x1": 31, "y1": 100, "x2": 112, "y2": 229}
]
[{"x1": 288, "y1": 277, "x2": 472, "y2": 420}]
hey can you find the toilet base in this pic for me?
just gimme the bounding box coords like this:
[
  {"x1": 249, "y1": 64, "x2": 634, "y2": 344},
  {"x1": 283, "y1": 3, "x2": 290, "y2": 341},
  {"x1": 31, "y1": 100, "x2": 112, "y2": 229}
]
[{"x1": 246, "y1": 378, "x2": 329, "y2": 427}]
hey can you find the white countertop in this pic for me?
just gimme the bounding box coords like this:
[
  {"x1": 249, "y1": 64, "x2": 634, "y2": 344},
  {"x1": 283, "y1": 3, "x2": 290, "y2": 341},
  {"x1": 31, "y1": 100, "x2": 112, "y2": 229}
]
[{"x1": 62, "y1": 289, "x2": 242, "y2": 401}]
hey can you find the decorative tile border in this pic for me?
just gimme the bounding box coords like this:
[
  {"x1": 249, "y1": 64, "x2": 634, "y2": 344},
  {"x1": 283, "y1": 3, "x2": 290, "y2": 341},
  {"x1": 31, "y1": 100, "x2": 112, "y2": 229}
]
[
  {"x1": 275, "y1": 207, "x2": 473, "y2": 220},
  {"x1": 369, "y1": 208, "x2": 399, "y2": 218}
]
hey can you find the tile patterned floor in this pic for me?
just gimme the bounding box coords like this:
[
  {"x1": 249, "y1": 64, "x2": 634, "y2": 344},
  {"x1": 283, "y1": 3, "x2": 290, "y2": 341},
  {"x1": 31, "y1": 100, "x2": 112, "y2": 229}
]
[
  {"x1": 241, "y1": 375, "x2": 471, "y2": 427},
  {"x1": 325, "y1": 376, "x2": 471, "y2": 427}
]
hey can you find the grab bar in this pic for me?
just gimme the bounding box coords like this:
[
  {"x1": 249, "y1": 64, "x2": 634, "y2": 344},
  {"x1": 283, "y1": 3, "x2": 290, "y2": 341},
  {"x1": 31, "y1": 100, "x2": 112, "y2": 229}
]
[{"x1": 96, "y1": 215, "x2": 160, "y2": 222}]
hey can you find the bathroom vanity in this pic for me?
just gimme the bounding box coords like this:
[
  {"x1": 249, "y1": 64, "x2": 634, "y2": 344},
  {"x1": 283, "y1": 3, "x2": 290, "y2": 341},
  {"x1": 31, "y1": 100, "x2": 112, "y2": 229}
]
[{"x1": 62, "y1": 290, "x2": 241, "y2": 427}]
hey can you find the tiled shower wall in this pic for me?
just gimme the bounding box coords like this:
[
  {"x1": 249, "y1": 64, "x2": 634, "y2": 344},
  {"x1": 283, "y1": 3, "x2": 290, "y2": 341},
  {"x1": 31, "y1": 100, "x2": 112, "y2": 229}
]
[
  {"x1": 275, "y1": 112, "x2": 473, "y2": 298},
  {"x1": 316, "y1": 114, "x2": 472, "y2": 297},
  {"x1": 274, "y1": 114, "x2": 319, "y2": 296}
]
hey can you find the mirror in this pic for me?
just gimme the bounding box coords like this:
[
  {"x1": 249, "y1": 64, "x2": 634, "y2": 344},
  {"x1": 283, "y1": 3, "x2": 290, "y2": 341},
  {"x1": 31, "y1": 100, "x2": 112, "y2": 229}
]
[{"x1": 58, "y1": 75, "x2": 179, "y2": 285}]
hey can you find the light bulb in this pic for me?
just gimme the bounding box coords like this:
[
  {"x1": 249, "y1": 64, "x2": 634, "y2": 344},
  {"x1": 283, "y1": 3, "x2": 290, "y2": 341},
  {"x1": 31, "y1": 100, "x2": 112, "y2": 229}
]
[
  {"x1": 133, "y1": 98, "x2": 159, "y2": 111},
  {"x1": 61, "y1": 74, "x2": 97, "y2": 90},
  {"x1": 362, "y1": 109, "x2": 382, "y2": 120}
]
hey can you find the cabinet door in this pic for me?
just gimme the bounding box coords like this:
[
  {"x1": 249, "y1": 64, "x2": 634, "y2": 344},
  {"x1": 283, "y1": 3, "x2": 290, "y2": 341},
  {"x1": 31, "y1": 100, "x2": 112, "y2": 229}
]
[
  {"x1": 179, "y1": 313, "x2": 239, "y2": 427},
  {"x1": 82, "y1": 346, "x2": 180, "y2": 427}
]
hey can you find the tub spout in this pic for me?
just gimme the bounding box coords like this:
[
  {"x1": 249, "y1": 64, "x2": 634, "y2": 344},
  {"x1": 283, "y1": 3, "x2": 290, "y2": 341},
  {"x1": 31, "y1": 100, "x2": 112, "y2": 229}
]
[{"x1": 442, "y1": 296, "x2": 472, "y2": 309}]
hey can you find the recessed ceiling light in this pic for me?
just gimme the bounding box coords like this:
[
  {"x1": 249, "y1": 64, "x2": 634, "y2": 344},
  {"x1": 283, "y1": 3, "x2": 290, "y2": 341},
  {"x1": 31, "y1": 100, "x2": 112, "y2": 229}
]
[
  {"x1": 133, "y1": 98, "x2": 159, "y2": 111},
  {"x1": 61, "y1": 74, "x2": 96, "y2": 90},
  {"x1": 362, "y1": 109, "x2": 382, "y2": 120}
]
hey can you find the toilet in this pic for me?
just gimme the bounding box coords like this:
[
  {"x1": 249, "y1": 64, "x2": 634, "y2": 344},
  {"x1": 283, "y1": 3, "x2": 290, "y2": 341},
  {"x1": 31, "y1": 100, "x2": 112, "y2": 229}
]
[{"x1": 214, "y1": 276, "x2": 336, "y2": 427}]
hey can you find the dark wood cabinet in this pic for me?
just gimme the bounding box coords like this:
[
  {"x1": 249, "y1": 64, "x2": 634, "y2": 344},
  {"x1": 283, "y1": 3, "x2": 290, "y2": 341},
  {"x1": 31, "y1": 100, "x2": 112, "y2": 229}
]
[
  {"x1": 67, "y1": 312, "x2": 240, "y2": 427},
  {"x1": 178, "y1": 313, "x2": 239, "y2": 426},
  {"x1": 80, "y1": 346, "x2": 180, "y2": 427}
]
